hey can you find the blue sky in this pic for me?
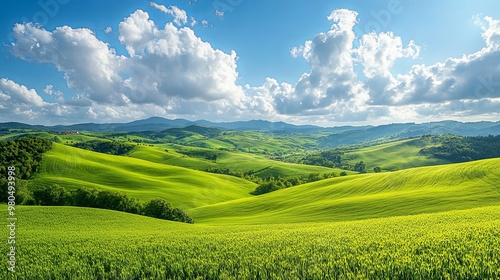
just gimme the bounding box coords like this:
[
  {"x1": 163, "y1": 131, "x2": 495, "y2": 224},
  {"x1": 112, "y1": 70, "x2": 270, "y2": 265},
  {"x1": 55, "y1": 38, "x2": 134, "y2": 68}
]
[{"x1": 0, "y1": 0, "x2": 499, "y2": 125}]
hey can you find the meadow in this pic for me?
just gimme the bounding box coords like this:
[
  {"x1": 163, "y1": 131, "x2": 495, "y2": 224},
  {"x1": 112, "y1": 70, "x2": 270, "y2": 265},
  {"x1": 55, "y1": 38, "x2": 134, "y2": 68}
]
[{"x1": 1, "y1": 205, "x2": 499, "y2": 279}]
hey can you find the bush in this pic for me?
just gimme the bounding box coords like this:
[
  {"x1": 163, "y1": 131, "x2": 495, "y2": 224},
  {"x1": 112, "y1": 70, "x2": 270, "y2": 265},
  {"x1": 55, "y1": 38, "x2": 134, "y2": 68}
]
[{"x1": 143, "y1": 198, "x2": 194, "y2": 224}]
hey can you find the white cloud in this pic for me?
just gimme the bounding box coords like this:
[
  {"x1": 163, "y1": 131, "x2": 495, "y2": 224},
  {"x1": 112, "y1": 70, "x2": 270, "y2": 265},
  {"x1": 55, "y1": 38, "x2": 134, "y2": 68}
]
[
  {"x1": 214, "y1": 10, "x2": 224, "y2": 17},
  {"x1": 190, "y1": 16, "x2": 197, "y2": 26},
  {"x1": 10, "y1": 23, "x2": 126, "y2": 105},
  {"x1": 281, "y1": 9, "x2": 364, "y2": 115},
  {"x1": 202, "y1": 19, "x2": 209, "y2": 27},
  {"x1": 104, "y1": 26, "x2": 113, "y2": 34},
  {"x1": 149, "y1": 2, "x2": 188, "y2": 26},
  {"x1": 0, "y1": 78, "x2": 44, "y2": 107},
  {"x1": 357, "y1": 31, "x2": 419, "y2": 79},
  {"x1": 118, "y1": 10, "x2": 244, "y2": 104}
]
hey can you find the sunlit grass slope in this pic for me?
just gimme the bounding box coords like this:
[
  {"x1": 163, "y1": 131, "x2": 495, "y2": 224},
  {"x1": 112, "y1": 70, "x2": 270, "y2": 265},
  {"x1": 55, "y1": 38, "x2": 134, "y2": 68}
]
[
  {"x1": 342, "y1": 137, "x2": 449, "y2": 172},
  {"x1": 31, "y1": 143, "x2": 257, "y2": 208},
  {"x1": 128, "y1": 144, "x2": 353, "y2": 178},
  {"x1": 2, "y1": 205, "x2": 499, "y2": 279},
  {"x1": 190, "y1": 158, "x2": 500, "y2": 224}
]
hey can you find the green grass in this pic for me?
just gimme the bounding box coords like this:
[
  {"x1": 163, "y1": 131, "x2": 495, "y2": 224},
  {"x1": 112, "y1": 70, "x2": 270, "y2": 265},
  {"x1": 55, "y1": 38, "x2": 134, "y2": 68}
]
[
  {"x1": 342, "y1": 137, "x2": 449, "y2": 172},
  {"x1": 1, "y1": 205, "x2": 499, "y2": 279},
  {"x1": 128, "y1": 144, "x2": 352, "y2": 179},
  {"x1": 30, "y1": 143, "x2": 257, "y2": 208},
  {"x1": 189, "y1": 157, "x2": 500, "y2": 224}
]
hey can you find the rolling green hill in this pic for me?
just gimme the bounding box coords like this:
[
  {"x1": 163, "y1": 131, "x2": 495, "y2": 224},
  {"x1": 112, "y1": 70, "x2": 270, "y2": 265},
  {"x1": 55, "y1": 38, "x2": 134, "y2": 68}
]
[
  {"x1": 189, "y1": 157, "x2": 500, "y2": 224},
  {"x1": 341, "y1": 137, "x2": 449, "y2": 172},
  {"x1": 30, "y1": 143, "x2": 257, "y2": 208},
  {"x1": 128, "y1": 144, "x2": 351, "y2": 179}
]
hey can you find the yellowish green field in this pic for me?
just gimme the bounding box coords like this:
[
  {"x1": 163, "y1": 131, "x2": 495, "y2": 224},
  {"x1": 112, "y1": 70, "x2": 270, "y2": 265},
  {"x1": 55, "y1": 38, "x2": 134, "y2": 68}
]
[{"x1": 1, "y1": 205, "x2": 499, "y2": 279}]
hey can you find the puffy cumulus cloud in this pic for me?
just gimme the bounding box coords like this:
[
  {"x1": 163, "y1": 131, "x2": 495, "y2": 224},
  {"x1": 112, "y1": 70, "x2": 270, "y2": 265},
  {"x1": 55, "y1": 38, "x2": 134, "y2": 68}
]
[
  {"x1": 119, "y1": 10, "x2": 243, "y2": 103},
  {"x1": 357, "y1": 31, "x2": 419, "y2": 79},
  {"x1": 0, "y1": 78, "x2": 44, "y2": 107},
  {"x1": 475, "y1": 16, "x2": 500, "y2": 50},
  {"x1": 0, "y1": 78, "x2": 45, "y2": 123},
  {"x1": 251, "y1": 11, "x2": 500, "y2": 123},
  {"x1": 8, "y1": 9, "x2": 244, "y2": 120},
  {"x1": 10, "y1": 23, "x2": 126, "y2": 105},
  {"x1": 380, "y1": 46, "x2": 500, "y2": 106},
  {"x1": 356, "y1": 31, "x2": 420, "y2": 105},
  {"x1": 286, "y1": 9, "x2": 360, "y2": 114},
  {"x1": 149, "y1": 2, "x2": 188, "y2": 26},
  {"x1": 362, "y1": 15, "x2": 500, "y2": 106}
]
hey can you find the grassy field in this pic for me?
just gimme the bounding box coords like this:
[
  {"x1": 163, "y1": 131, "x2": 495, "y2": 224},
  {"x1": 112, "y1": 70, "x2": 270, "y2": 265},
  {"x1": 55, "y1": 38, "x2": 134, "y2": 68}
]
[
  {"x1": 3, "y1": 133, "x2": 500, "y2": 279},
  {"x1": 189, "y1": 157, "x2": 500, "y2": 224},
  {"x1": 1, "y1": 205, "x2": 499, "y2": 279},
  {"x1": 128, "y1": 144, "x2": 351, "y2": 179},
  {"x1": 341, "y1": 137, "x2": 449, "y2": 172},
  {"x1": 30, "y1": 143, "x2": 257, "y2": 208}
]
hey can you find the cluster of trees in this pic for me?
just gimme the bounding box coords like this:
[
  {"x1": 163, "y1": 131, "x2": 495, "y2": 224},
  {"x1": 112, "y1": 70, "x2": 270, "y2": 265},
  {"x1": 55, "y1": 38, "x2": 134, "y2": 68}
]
[
  {"x1": 300, "y1": 150, "x2": 345, "y2": 168},
  {"x1": 419, "y1": 135, "x2": 500, "y2": 162},
  {"x1": 0, "y1": 137, "x2": 52, "y2": 180},
  {"x1": 204, "y1": 167, "x2": 263, "y2": 183},
  {"x1": 73, "y1": 140, "x2": 136, "y2": 155},
  {"x1": 354, "y1": 161, "x2": 367, "y2": 173},
  {"x1": 252, "y1": 172, "x2": 341, "y2": 195},
  {"x1": 20, "y1": 184, "x2": 194, "y2": 224},
  {"x1": 178, "y1": 150, "x2": 219, "y2": 162}
]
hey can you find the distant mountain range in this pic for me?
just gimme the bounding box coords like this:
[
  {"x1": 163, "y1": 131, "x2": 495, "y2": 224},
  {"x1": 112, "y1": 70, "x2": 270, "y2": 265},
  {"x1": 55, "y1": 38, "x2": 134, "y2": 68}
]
[
  {"x1": 1, "y1": 117, "x2": 499, "y2": 147},
  {"x1": 0, "y1": 117, "x2": 361, "y2": 133}
]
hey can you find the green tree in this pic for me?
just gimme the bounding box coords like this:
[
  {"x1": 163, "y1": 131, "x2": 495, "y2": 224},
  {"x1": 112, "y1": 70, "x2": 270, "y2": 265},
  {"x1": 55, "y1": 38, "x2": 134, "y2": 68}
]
[
  {"x1": 373, "y1": 166, "x2": 382, "y2": 173},
  {"x1": 32, "y1": 185, "x2": 71, "y2": 206},
  {"x1": 354, "y1": 161, "x2": 367, "y2": 173}
]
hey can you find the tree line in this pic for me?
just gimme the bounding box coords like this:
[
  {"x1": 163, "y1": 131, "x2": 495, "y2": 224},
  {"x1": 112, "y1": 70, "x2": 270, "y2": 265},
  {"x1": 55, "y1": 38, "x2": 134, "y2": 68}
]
[
  {"x1": 15, "y1": 184, "x2": 194, "y2": 224},
  {"x1": 73, "y1": 140, "x2": 136, "y2": 155},
  {"x1": 252, "y1": 172, "x2": 343, "y2": 195},
  {"x1": 419, "y1": 135, "x2": 500, "y2": 162}
]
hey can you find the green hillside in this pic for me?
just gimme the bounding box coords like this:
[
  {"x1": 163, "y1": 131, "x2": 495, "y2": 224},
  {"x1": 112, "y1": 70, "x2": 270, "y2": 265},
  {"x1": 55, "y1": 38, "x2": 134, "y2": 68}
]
[
  {"x1": 128, "y1": 144, "x2": 351, "y2": 178},
  {"x1": 342, "y1": 137, "x2": 449, "y2": 172},
  {"x1": 30, "y1": 143, "x2": 257, "y2": 208},
  {"x1": 2, "y1": 205, "x2": 499, "y2": 279},
  {"x1": 190, "y1": 157, "x2": 500, "y2": 224}
]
